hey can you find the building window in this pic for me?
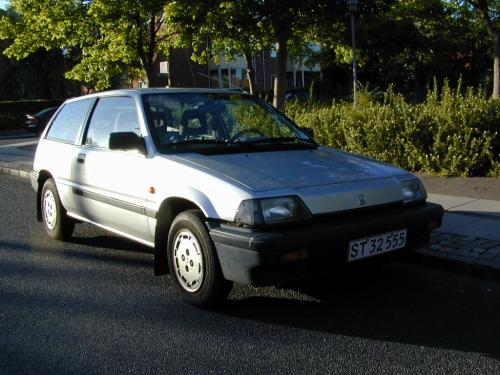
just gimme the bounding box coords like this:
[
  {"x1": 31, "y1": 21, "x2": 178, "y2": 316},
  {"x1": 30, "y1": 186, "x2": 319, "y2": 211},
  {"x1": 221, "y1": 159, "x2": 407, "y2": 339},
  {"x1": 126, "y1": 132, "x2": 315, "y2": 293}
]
[
  {"x1": 236, "y1": 68, "x2": 243, "y2": 80},
  {"x1": 209, "y1": 68, "x2": 248, "y2": 90}
]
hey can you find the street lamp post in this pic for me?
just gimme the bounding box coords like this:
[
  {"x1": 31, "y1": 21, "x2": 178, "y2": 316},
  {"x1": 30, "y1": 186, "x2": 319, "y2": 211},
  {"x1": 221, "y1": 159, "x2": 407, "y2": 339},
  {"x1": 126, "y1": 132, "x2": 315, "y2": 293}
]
[{"x1": 347, "y1": 0, "x2": 359, "y2": 107}]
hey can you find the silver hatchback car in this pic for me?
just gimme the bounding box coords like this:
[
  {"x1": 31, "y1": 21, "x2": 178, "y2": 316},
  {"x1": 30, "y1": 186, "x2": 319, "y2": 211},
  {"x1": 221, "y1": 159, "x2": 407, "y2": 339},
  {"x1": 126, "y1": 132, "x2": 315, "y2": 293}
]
[{"x1": 31, "y1": 88, "x2": 443, "y2": 307}]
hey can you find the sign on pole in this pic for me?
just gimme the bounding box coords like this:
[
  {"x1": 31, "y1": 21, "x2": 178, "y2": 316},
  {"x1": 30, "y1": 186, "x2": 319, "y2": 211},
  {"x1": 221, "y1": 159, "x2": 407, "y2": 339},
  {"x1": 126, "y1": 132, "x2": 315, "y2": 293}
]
[{"x1": 160, "y1": 61, "x2": 169, "y2": 74}]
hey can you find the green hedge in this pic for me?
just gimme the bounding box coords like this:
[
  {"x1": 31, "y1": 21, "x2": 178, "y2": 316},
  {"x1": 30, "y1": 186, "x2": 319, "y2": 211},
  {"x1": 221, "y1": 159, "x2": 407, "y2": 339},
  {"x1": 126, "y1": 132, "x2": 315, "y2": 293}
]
[
  {"x1": 0, "y1": 99, "x2": 65, "y2": 130},
  {"x1": 285, "y1": 84, "x2": 500, "y2": 177}
]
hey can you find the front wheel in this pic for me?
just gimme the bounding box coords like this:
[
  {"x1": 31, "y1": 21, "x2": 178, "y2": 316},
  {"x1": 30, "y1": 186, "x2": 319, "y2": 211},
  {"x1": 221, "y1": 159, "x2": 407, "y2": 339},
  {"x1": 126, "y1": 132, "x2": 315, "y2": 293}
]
[
  {"x1": 167, "y1": 210, "x2": 232, "y2": 308},
  {"x1": 41, "y1": 178, "x2": 75, "y2": 240}
]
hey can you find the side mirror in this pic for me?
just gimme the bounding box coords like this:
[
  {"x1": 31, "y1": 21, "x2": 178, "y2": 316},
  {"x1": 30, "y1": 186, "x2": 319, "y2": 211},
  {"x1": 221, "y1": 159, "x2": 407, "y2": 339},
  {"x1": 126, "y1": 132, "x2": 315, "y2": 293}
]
[
  {"x1": 300, "y1": 127, "x2": 314, "y2": 140},
  {"x1": 109, "y1": 132, "x2": 146, "y2": 154}
]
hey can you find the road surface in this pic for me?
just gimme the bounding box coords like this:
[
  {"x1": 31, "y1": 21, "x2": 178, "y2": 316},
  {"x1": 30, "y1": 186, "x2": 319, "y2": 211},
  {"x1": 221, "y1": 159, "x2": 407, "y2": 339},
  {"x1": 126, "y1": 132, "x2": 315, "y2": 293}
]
[{"x1": 1, "y1": 174, "x2": 499, "y2": 374}]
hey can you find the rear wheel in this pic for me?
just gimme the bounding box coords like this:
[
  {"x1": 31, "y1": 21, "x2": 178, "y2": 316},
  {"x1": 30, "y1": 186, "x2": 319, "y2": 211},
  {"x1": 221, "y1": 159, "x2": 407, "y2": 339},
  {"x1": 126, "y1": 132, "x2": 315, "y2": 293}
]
[
  {"x1": 41, "y1": 178, "x2": 75, "y2": 240},
  {"x1": 167, "y1": 209, "x2": 232, "y2": 308}
]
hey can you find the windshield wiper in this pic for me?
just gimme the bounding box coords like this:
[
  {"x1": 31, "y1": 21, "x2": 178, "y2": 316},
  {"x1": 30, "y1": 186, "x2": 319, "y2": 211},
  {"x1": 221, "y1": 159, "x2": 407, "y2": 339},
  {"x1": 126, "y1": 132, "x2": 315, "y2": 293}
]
[
  {"x1": 166, "y1": 137, "x2": 316, "y2": 148},
  {"x1": 169, "y1": 139, "x2": 233, "y2": 146},
  {"x1": 239, "y1": 137, "x2": 317, "y2": 146}
]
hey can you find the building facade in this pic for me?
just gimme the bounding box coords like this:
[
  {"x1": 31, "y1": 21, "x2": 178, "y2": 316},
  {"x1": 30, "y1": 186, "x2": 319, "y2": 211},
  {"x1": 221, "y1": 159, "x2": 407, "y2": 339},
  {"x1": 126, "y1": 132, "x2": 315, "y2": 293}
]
[{"x1": 133, "y1": 47, "x2": 322, "y2": 92}]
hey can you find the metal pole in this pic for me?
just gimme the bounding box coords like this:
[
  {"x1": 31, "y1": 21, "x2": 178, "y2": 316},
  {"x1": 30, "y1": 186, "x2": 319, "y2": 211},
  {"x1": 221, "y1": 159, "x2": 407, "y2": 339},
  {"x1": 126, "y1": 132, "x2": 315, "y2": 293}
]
[
  {"x1": 351, "y1": 11, "x2": 358, "y2": 107},
  {"x1": 218, "y1": 54, "x2": 223, "y2": 88}
]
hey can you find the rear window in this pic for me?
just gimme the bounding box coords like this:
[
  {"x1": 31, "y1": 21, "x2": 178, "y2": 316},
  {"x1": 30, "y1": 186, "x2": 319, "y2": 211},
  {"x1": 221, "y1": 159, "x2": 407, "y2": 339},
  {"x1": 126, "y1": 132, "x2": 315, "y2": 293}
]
[{"x1": 46, "y1": 99, "x2": 93, "y2": 143}]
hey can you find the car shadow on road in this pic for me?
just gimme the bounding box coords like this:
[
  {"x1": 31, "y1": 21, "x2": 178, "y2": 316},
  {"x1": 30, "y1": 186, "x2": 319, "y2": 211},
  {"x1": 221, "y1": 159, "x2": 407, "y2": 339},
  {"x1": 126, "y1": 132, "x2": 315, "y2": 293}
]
[
  {"x1": 65, "y1": 221, "x2": 150, "y2": 252},
  {"x1": 62, "y1": 235, "x2": 154, "y2": 267},
  {"x1": 1, "y1": 235, "x2": 153, "y2": 269},
  {"x1": 68, "y1": 235, "x2": 152, "y2": 254},
  {"x1": 217, "y1": 262, "x2": 500, "y2": 360}
]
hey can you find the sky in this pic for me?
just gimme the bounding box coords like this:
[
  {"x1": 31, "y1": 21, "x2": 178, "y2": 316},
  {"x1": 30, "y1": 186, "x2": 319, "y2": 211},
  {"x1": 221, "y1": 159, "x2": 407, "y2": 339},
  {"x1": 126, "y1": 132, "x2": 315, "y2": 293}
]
[{"x1": 0, "y1": 0, "x2": 8, "y2": 10}]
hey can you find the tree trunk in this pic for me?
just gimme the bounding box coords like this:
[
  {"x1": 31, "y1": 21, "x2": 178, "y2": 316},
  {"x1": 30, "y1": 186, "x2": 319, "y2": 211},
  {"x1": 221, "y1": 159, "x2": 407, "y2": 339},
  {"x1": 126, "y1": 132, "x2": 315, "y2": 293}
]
[
  {"x1": 144, "y1": 63, "x2": 158, "y2": 87},
  {"x1": 469, "y1": 1, "x2": 500, "y2": 98},
  {"x1": 146, "y1": 67, "x2": 163, "y2": 87},
  {"x1": 143, "y1": 52, "x2": 164, "y2": 87},
  {"x1": 273, "y1": 38, "x2": 287, "y2": 109},
  {"x1": 493, "y1": 36, "x2": 500, "y2": 98},
  {"x1": 244, "y1": 51, "x2": 257, "y2": 95},
  {"x1": 141, "y1": 14, "x2": 164, "y2": 88}
]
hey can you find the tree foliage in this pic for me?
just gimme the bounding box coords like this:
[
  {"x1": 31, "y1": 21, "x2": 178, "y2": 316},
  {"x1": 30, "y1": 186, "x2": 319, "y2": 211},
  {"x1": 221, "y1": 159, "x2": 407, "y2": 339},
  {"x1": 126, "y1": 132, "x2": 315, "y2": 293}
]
[
  {"x1": 310, "y1": 0, "x2": 491, "y2": 99},
  {"x1": 0, "y1": 0, "x2": 174, "y2": 91},
  {"x1": 0, "y1": 7, "x2": 78, "y2": 100},
  {"x1": 0, "y1": 0, "x2": 499, "y2": 103}
]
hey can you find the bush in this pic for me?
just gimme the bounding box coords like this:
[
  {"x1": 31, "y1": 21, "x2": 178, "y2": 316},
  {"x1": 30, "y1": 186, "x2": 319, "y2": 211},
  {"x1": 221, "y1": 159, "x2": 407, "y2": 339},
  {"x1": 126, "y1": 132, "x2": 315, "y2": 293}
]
[
  {"x1": 0, "y1": 99, "x2": 64, "y2": 130},
  {"x1": 285, "y1": 84, "x2": 499, "y2": 177}
]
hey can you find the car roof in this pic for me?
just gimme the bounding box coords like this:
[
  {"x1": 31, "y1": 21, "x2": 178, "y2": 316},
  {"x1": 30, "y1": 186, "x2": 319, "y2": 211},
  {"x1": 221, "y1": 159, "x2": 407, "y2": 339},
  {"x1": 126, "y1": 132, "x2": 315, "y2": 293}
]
[{"x1": 64, "y1": 88, "x2": 250, "y2": 104}]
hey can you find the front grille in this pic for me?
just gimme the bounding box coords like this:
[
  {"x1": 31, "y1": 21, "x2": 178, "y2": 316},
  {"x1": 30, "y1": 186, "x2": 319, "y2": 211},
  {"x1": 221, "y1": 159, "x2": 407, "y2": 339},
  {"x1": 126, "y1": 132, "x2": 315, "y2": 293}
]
[{"x1": 312, "y1": 201, "x2": 406, "y2": 223}]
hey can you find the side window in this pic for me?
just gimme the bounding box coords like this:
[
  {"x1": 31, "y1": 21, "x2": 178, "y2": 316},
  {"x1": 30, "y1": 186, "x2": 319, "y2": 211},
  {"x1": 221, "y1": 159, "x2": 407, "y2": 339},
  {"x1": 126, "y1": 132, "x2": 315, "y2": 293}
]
[
  {"x1": 46, "y1": 99, "x2": 93, "y2": 143},
  {"x1": 85, "y1": 97, "x2": 140, "y2": 149}
]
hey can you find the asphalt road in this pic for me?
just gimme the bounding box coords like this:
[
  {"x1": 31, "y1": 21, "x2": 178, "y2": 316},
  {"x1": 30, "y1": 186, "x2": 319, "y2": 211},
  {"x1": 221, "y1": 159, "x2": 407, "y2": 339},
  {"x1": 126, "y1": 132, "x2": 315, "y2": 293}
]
[{"x1": 1, "y1": 174, "x2": 500, "y2": 374}]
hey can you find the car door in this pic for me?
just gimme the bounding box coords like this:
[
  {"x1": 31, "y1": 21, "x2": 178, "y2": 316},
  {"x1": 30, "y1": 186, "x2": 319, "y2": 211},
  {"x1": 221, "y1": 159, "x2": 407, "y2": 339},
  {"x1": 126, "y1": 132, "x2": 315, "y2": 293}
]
[
  {"x1": 39, "y1": 98, "x2": 94, "y2": 214},
  {"x1": 71, "y1": 96, "x2": 152, "y2": 244}
]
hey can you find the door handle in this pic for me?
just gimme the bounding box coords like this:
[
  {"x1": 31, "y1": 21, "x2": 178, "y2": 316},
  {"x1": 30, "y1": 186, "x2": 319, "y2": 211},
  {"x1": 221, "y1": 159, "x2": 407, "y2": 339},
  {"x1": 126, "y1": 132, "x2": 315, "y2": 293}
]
[{"x1": 77, "y1": 153, "x2": 86, "y2": 164}]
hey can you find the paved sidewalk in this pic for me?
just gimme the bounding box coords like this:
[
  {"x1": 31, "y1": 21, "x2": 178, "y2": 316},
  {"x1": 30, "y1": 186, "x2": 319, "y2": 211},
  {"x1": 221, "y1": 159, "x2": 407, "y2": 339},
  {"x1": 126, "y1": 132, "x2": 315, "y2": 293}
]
[
  {"x1": 1, "y1": 131, "x2": 499, "y2": 278},
  {"x1": 427, "y1": 193, "x2": 500, "y2": 241}
]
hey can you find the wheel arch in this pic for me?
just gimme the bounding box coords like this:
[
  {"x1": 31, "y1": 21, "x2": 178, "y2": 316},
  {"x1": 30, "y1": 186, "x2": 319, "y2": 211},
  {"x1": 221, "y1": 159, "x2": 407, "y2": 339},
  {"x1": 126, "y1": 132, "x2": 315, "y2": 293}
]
[
  {"x1": 36, "y1": 170, "x2": 53, "y2": 222},
  {"x1": 154, "y1": 197, "x2": 205, "y2": 276}
]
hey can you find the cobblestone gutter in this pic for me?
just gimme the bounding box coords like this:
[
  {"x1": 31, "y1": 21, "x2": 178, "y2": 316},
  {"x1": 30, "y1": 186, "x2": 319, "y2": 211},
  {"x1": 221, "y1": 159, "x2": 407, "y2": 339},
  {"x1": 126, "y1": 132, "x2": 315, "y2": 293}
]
[{"x1": 416, "y1": 231, "x2": 500, "y2": 278}]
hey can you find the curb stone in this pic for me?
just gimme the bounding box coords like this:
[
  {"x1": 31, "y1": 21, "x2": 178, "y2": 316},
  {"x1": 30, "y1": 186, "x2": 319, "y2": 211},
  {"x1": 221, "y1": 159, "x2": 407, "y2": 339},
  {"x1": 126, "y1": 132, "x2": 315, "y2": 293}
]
[{"x1": 1, "y1": 165, "x2": 29, "y2": 179}]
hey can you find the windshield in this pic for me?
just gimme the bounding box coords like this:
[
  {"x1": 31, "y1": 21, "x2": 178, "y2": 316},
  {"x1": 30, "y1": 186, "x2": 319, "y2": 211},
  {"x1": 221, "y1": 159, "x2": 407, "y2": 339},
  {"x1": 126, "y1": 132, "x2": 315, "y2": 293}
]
[{"x1": 142, "y1": 93, "x2": 313, "y2": 152}]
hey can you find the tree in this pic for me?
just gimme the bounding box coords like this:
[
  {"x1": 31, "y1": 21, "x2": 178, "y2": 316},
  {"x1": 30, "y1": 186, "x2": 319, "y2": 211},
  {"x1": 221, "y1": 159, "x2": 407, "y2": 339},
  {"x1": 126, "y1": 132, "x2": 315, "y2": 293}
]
[
  {"x1": 209, "y1": 1, "x2": 270, "y2": 95},
  {"x1": 258, "y1": 0, "x2": 332, "y2": 108},
  {"x1": 311, "y1": 0, "x2": 490, "y2": 99},
  {"x1": 361, "y1": 0, "x2": 489, "y2": 97},
  {"x1": 165, "y1": 0, "x2": 271, "y2": 95},
  {"x1": 166, "y1": 0, "x2": 332, "y2": 108},
  {"x1": 0, "y1": 7, "x2": 78, "y2": 100},
  {"x1": 0, "y1": 0, "x2": 174, "y2": 91},
  {"x1": 467, "y1": 0, "x2": 500, "y2": 97}
]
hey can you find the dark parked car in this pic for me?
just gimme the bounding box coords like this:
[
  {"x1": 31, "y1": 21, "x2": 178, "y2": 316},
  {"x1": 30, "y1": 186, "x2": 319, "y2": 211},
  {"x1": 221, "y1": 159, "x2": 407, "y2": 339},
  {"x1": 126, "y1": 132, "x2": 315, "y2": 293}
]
[
  {"x1": 26, "y1": 107, "x2": 58, "y2": 134},
  {"x1": 285, "y1": 90, "x2": 311, "y2": 101}
]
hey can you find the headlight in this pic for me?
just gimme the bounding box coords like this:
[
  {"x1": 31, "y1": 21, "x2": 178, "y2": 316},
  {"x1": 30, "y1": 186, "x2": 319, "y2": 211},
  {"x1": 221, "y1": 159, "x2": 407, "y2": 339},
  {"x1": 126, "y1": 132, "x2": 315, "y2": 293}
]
[
  {"x1": 401, "y1": 179, "x2": 426, "y2": 204},
  {"x1": 234, "y1": 196, "x2": 312, "y2": 226}
]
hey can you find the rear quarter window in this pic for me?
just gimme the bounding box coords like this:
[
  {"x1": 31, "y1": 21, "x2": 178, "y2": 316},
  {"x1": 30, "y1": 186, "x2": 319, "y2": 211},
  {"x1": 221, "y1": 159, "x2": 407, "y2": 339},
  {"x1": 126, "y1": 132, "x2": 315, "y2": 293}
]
[
  {"x1": 84, "y1": 96, "x2": 140, "y2": 149},
  {"x1": 46, "y1": 99, "x2": 93, "y2": 143}
]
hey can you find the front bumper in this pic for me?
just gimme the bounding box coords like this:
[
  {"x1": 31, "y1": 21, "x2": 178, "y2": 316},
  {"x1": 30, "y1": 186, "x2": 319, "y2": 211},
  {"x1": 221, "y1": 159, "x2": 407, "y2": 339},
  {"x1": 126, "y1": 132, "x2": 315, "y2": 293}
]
[{"x1": 210, "y1": 202, "x2": 443, "y2": 286}]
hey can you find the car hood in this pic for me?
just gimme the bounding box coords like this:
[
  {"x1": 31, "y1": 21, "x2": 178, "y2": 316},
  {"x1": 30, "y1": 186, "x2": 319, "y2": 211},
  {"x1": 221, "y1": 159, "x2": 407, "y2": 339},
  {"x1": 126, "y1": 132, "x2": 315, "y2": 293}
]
[{"x1": 173, "y1": 147, "x2": 404, "y2": 192}]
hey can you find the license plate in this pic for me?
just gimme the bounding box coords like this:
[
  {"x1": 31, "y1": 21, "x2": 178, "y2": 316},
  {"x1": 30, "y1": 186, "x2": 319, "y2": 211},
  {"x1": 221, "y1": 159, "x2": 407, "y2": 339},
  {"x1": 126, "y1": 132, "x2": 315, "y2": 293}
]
[{"x1": 348, "y1": 229, "x2": 407, "y2": 262}]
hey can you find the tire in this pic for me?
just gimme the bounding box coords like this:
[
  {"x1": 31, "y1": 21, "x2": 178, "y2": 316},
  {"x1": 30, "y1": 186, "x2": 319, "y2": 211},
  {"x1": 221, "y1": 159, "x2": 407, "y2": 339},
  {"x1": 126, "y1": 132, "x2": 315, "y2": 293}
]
[
  {"x1": 41, "y1": 178, "x2": 75, "y2": 240},
  {"x1": 167, "y1": 209, "x2": 232, "y2": 308}
]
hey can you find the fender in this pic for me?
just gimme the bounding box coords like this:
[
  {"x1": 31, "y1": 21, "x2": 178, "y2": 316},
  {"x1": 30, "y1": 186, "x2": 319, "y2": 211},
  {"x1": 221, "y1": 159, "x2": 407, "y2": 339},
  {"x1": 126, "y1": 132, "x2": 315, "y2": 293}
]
[{"x1": 152, "y1": 187, "x2": 221, "y2": 276}]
